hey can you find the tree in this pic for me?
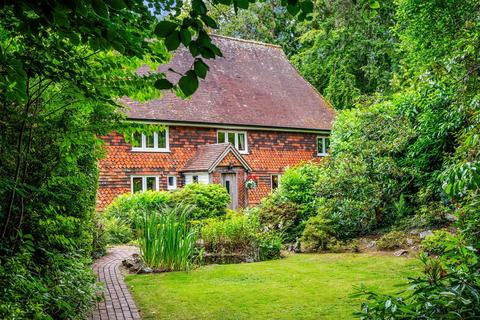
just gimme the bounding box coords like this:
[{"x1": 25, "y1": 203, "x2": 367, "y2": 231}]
[
  {"x1": 291, "y1": 0, "x2": 398, "y2": 109},
  {"x1": 207, "y1": 0, "x2": 301, "y2": 56}
]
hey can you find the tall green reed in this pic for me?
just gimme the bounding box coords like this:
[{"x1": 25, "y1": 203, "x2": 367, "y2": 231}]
[{"x1": 136, "y1": 205, "x2": 199, "y2": 272}]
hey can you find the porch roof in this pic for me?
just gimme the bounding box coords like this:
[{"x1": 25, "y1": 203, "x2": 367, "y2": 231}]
[{"x1": 181, "y1": 143, "x2": 252, "y2": 173}]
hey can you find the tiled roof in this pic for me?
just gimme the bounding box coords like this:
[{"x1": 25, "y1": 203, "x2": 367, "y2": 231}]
[
  {"x1": 123, "y1": 34, "x2": 335, "y2": 131},
  {"x1": 181, "y1": 143, "x2": 251, "y2": 172}
]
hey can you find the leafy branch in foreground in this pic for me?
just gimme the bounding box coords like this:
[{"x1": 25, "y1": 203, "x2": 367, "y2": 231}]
[{"x1": 1, "y1": 0, "x2": 313, "y2": 99}]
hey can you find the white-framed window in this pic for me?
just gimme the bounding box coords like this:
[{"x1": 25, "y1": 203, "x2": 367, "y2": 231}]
[
  {"x1": 317, "y1": 136, "x2": 330, "y2": 156},
  {"x1": 131, "y1": 176, "x2": 159, "y2": 193},
  {"x1": 217, "y1": 130, "x2": 248, "y2": 154},
  {"x1": 271, "y1": 174, "x2": 281, "y2": 190},
  {"x1": 167, "y1": 175, "x2": 177, "y2": 190},
  {"x1": 131, "y1": 127, "x2": 169, "y2": 152},
  {"x1": 184, "y1": 173, "x2": 209, "y2": 185}
]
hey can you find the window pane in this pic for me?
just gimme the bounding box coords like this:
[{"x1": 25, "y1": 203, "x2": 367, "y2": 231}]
[
  {"x1": 193, "y1": 176, "x2": 199, "y2": 183},
  {"x1": 317, "y1": 137, "x2": 323, "y2": 154},
  {"x1": 271, "y1": 175, "x2": 279, "y2": 190},
  {"x1": 217, "y1": 131, "x2": 225, "y2": 143},
  {"x1": 145, "y1": 133, "x2": 154, "y2": 148},
  {"x1": 225, "y1": 180, "x2": 230, "y2": 194},
  {"x1": 132, "y1": 177, "x2": 143, "y2": 193},
  {"x1": 146, "y1": 177, "x2": 156, "y2": 190},
  {"x1": 132, "y1": 132, "x2": 142, "y2": 148},
  {"x1": 324, "y1": 138, "x2": 330, "y2": 153},
  {"x1": 158, "y1": 131, "x2": 166, "y2": 149},
  {"x1": 228, "y1": 132, "x2": 235, "y2": 144},
  {"x1": 238, "y1": 133, "x2": 245, "y2": 151}
]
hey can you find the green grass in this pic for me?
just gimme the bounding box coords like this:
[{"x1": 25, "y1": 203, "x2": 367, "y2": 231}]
[{"x1": 125, "y1": 253, "x2": 419, "y2": 320}]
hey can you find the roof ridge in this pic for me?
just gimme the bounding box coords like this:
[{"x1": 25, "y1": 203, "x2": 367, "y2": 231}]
[
  {"x1": 199, "y1": 142, "x2": 230, "y2": 148},
  {"x1": 210, "y1": 34, "x2": 282, "y2": 49}
]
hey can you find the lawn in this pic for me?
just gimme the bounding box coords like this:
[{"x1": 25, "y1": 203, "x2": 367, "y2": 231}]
[{"x1": 125, "y1": 253, "x2": 419, "y2": 320}]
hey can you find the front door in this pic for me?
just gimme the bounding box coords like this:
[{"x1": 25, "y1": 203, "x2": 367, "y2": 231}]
[{"x1": 221, "y1": 173, "x2": 238, "y2": 209}]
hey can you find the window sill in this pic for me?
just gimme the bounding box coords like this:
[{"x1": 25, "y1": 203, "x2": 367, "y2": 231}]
[
  {"x1": 317, "y1": 153, "x2": 329, "y2": 157},
  {"x1": 131, "y1": 148, "x2": 170, "y2": 153}
]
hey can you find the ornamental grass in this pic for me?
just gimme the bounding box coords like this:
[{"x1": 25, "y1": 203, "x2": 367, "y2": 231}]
[{"x1": 136, "y1": 205, "x2": 199, "y2": 272}]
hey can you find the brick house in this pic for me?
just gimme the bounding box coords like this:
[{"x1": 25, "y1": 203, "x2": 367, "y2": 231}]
[{"x1": 97, "y1": 35, "x2": 335, "y2": 211}]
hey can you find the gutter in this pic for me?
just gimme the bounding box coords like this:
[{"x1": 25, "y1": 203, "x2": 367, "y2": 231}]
[{"x1": 126, "y1": 118, "x2": 331, "y2": 134}]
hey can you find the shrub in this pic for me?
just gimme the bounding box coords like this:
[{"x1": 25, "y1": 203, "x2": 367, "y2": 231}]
[
  {"x1": 104, "y1": 216, "x2": 134, "y2": 244},
  {"x1": 315, "y1": 102, "x2": 416, "y2": 239},
  {"x1": 376, "y1": 231, "x2": 408, "y2": 250},
  {"x1": 258, "y1": 231, "x2": 283, "y2": 261},
  {"x1": 92, "y1": 213, "x2": 108, "y2": 259},
  {"x1": 201, "y1": 212, "x2": 259, "y2": 256},
  {"x1": 104, "y1": 190, "x2": 172, "y2": 226},
  {"x1": 300, "y1": 215, "x2": 334, "y2": 252},
  {"x1": 136, "y1": 205, "x2": 199, "y2": 272},
  {"x1": 171, "y1": 183, "x2": 230, "y2": 219},
  {"x1": 257, "y1": 194, "x2": 300, "y2": 242},
  {"x1": 254, "y1": 163, "x2": 323, "y2": 243},
  {"x1": 316, "y1": 160, "x2": 383, "y2": 239},
  {"x1": 0, "y1": 250, "x2": 100, "y2": 319},
  {"x1": 277, "y1": 162, "x2": 324, "y2": 220},
  {"x1": 420, "y1": 230, "x2": 455, "y2": 256}
]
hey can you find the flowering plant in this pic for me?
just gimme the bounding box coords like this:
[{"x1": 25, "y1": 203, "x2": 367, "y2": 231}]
[{"x1": 245, "y1": 175, "x2": 258, "y2": 189}]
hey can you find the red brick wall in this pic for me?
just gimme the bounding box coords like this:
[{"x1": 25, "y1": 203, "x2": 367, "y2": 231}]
[{"x1": 97, "y1": 125, "x2": 322, "y2": 210}]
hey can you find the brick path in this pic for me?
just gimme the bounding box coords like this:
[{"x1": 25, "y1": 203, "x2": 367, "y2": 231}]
[{"x1": 90, "y1": 246, "x2": 141, "y2": 320}]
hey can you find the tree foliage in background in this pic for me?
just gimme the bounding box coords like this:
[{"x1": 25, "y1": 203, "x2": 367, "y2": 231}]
[
  {"x1": 292, "y1": 0, "x2": 398, "y2": 109},
  {"x1": 207, "y1": 0, "x2": 300, "y2": 56},
  {"x1": 213, "y1": 0, "x2": 398, "y2": 109},
  {"x1": 316, "y1": 101, "x2": 416, "y2": 239}
]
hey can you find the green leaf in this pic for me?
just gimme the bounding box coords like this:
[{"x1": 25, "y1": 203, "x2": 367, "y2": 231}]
[
  {"x1": 165, "y1": 31, "x2": 181, "y2": 51},
  {"x1": 155, "y1": 21, "x2": 178, "y2": 38},
  {"x1": 92, "y1": 0, "x2": 109, "y2": 18},
  {"x1": 300, "y1": 1, "x2": 313, "y2": 14},
  {"x1": 154, "y1": 79, "x2": 174, "y2": 90},
  {"x1": 236, "y1": 0, "x2": 249, "y2": 9},
  {"x1": 178, "y1": 70, "x2": 199, "y2": 97},
  {"x1": 192, "y1": 0, "x2": 207, "y2": 14},
  {"x1": 107, "y1": 0, "x2": 126, "y2": 10},
  {"x1": 112, "y1": 40, "x2": 125, "y2": 53},
  {"x1": 370, "y1": 1, "x2": 380, "y2": 9},
  {"x1": 297, "y1": 11, "x2": 306, "y2": 21},
  {"x1": 194, "y1": 59, "x2": 209, "y2": 79},
  {"x1": 189, "y1": 42, "x2": 200, "y2": 56},
  {"x1": 201, "y1": 15, "x2": 218, "y2": 29},
  {"x1": 54, "y1": 9, "x2": 69, "y2": 26},
  {"x1": 287, "y1": 4, "x2": 300, "y2": 16},
  {"x1": 199, "y1": 46, "x2": 215, "y2": 59},
  {"x1": 197, "y1": 31, "x2": 212, "y2": 46},
  {"x1": 180, "y1": 28, "x2": 192, "y2": 46}
]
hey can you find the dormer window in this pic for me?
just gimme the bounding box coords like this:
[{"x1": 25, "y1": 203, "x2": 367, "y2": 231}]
[
  {"x1": 317, "y1": 136, "x2": 330, "y2": 156},
  {"x1": 131, "y1": 127, "x2": 169, "y2": 152},
  {"x1": 217, "y1": 130, "x2": 247, "y2": 154}
]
